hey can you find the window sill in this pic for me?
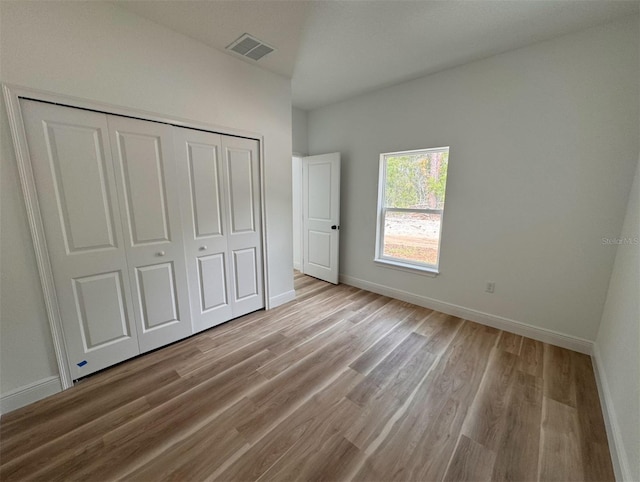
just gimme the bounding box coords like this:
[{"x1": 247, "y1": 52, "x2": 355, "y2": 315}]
[{"x1": 374, "y1": 258, "x2": 439, "y2": 277}]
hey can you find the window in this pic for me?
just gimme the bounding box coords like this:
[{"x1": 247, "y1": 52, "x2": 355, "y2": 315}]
[{"x1": 375, "y1": 147, "x2": 450, "y2": 273}]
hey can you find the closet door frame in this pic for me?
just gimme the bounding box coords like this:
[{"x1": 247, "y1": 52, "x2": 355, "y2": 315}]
[{"x1": 3, "y1": 84, "x2": 270, "y2": 390}]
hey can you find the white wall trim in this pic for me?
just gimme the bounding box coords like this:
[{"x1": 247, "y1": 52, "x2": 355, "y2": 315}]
[
  {"x1": 292, "y1": 155, "x2": 304, "y2": 274},
  {"x1": 269, "y1": 289, "x2": 297, "y2": 309},
  {"x1": 340, "y1": 274, "x2": 593, "y2": 354},
  {"x1": 0, "y1": 376, "x2": 62, "y2": 415},
  {"x1": 591, "y1": 343, "x2": 631, "y2": 482},
  {"x1": 3, "y1": 84, "x2": 74, "y2": 389}
]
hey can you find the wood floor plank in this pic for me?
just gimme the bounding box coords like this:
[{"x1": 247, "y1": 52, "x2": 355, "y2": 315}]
[
  {"x1": 572, "y1": 352, "x2": 615, "y2": 481},
  {"x1": 519, "y1": 337, "x2": 544, "y2": 377},
  {"x1": 347, "y1": 332, "x2": 428, "y2": 406},
  {"x1": 414, "y1": 310, "x2": 465, "y2": 355},
  {"x1": 497, "y1": 330, "x2": 523, "y2": 355},
  {"x1": 0, "y1": 367, "x2": 180, "y2": 460},
  {"x1": 0, "y1": 274, "x2": 614, "y2": 481},
  {"x1": 491, "y1": 371, "x2": 543, "y2": 481},
  {"x1": 217, "y1": 368, "x2": 363, "y2": 481},
  {"x1": 0, "y1": 397, "x2": 151, "y2": 481},
  {"x1": 346, "y1": 299, "x2": 417, "y2": 348},
  {"x1": 48, "y1": 351, "x2": 273, "y2": 480},
  {"x1": 143, "y1": 333, "x2": 281, "y2": 409},
  {"x1": 356, "y1": 321, "x2": 498, "y2": 482},
  {"x1": 342, "y1": 290, "x2": 386, "y2": 315},
  {"x1": 238, "y1": 300, "x2": 414, "y2": 443},
  {"x1": 349, "y1": 308, "x2": 429, "y2": 375},
  {"x1": 461, "y1": 348, "x2": 518, "y2": 450},
  {"x1": 268, "y1": 303, "x2": 362, "y2": 356},
  {"x1": 344, "y1": 344, "x2": 438, "y2": 450},
  {"x1": 238, "y1": 343, "x2": 358, "y2": 442},
  {"x1": 257, "y1": 430, "x2": 361, "y2": 482},
  {"x1": 258, "y1": 297, "x2": 401, "y2": 380},
  {"x1": 0, "y1": 343, "x2": 199, "y2": 436},
  {"x1": 544, "y1": 343, "x2": 577, "y2": 407},
  {"x1": 258, "y1": 318, "x2": 354, "y2": 379},
  {"x1": 443, "y1": 434, "x2": 497, "y2": 482},
  {"x1": 176, "y1": 332, "x2": 286, "y2": 378},
  {"x1": 344, "y1": 293, "x2": 394, "y2": 325},
  {"x1": 252, "y1": 377, "x2": 364, "y2": 481},
  {"x1": 295, "y1": 281, "x2": 335, "y2": 301},
  {"x1": 194, "y1": 283, "x2": 355, "y2": 351},
  {"x1": 123, "y1": 399, "x2": 255, "y2": 481},
  {"x1": 539, "y1": 397, "x2": 585, "y2": 482}
]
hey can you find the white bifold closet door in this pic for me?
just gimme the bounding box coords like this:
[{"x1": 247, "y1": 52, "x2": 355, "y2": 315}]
[
  {"x1": 106, "y1": 115, "x2": 192, "y2": 353},
  {"x1": 21, "y1": 101, "x2": 141, "y2": 379},
  {"x1": 21, "y1": 100, "x2": 192, "y2": 378},
  {"x1": 20, "y1": 99, "x2": 265, "y2": 380},
  {"x1": 174, "y1": 127, "x2": 264, "y2": 333}
]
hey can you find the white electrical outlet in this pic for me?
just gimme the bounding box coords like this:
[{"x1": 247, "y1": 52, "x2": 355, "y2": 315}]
[{"x1": 485, "y1": 281, "x2": 495, "y2": 293}]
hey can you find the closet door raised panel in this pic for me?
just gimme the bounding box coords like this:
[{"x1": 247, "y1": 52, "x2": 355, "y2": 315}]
[
  {"x1": 174, "y1": 127, "x2": 233, "y2": 333},
  {"x1": 108, "y1": 116, "x2": 192, "y2": 352},
  {"x1": 222, "y1": 136, "x2": 264, "y2": 317},
  {"x1": 20, "y1": 100, "x2": 140, "y2": 379}
]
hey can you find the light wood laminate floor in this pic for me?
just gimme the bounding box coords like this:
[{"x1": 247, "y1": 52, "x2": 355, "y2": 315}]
[{"x1": 1, "y1": 273, "x2": 614, "y2": 481}]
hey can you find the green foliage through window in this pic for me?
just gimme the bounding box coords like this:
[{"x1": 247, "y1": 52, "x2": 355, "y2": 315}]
[{"x1": 384, "y1": 150, "x2": 449, "y2": 210}]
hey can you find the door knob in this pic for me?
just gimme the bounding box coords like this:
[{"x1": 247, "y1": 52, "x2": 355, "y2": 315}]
[
  {"x1": 331, "y1": 225, "x2": 339, "y2": 230},
  {"x1": 157, "y1": 251, "x2": 166, "y2": 257},
  {"x1": 199, "y1": 245, "x2": 207, "y2": 251}
]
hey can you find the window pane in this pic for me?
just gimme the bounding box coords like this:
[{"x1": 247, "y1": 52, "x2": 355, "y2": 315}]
[
  {"x1": 384, "y1": 151, "x2": 448, "y2": 209},
  {"x1": 383, "y1": 211, "x2": 441, "y2": 266}
]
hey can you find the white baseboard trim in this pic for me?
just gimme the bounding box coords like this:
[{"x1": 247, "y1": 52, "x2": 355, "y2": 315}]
[
  {"x1": 1, "y1": 376, "x2": 62, "y2": 415},
  {"x1": 340, "y1": 274, "x2": 593, "y2": 354},
  {"x1": 269, "y1": 289, "x2": 297, "y2": 309},
  {"x1": 293, "y1": 261, "x2": 302, "y2": 271},
  {"x1": 591, "y1": 343, "x2": 631, "y2": 482}
]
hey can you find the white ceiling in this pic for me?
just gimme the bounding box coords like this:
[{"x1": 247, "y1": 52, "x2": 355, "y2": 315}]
[{"x1": 116, "y1": 1, "x2": 639, "y2": 111}]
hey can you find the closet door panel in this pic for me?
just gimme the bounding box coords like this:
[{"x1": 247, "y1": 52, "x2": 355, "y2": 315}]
[
  {"x1": 222, "y1": 136, "x2": 264, "y2": 317},
  {"x1": 174, "y1": 128, "x2": 233, "y2": 332},
  {"x1": 114, "y1": 131, "x2": 170, "y2": 245},
  {"x1": 135, "y1": 262, "x2": 180, "y2": 330},
  {"x1": 20, "y1": 100, "x2": 140, "y2": 379},
  {"x1": 198, "y1": 253, "x2": 228, "y2": 311},
  {"x1": 232, "y1": 247, "x2": 259, "y2": 300},
  {"x1": 108, "y1": 116, "x2": 192, "y2": 352},
  {"x1": 189, "y1": 143, "x2": 224, "y2": 238},
  {"x1": 73, "y1": 271, "x2": 131, "y2": 348},
  {"x1": 226, "y1": 149, "x2": 255, "y2": 234},
  {"x1": 44, "y1": 123, "x2": 117, "y2": 252}
]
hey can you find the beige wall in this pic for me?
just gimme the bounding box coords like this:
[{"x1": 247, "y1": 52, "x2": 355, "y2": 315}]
[{"x1": 0, "y1": 1, "x2": 294, "y2": 395}]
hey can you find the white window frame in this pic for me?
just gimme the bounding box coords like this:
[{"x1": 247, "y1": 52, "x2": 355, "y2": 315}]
[{"x1": 374, "y1": 146, "x2": 449, "y2": 275}]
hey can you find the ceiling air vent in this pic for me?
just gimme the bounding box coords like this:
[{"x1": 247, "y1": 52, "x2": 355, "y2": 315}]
[{"x1": 226, "y1": 33, "x2": 275, "y2": 61}]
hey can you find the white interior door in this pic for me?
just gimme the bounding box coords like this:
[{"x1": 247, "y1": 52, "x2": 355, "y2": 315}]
[
  {"x1": 302, "y1": 153, "x2": 341, "y2": 284},
  {"x1": 222, "y1": 135, "x2": 265, "y2": 317},
  {"x1": 20, "y1": 100, "x2": 140, "y2": 379},
  {"x1": 174, "y1": 127, "x2": 233, "y2": 333},
  {"x1": 107, "y1": 116, "x2": 192, "y2": 353}
]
